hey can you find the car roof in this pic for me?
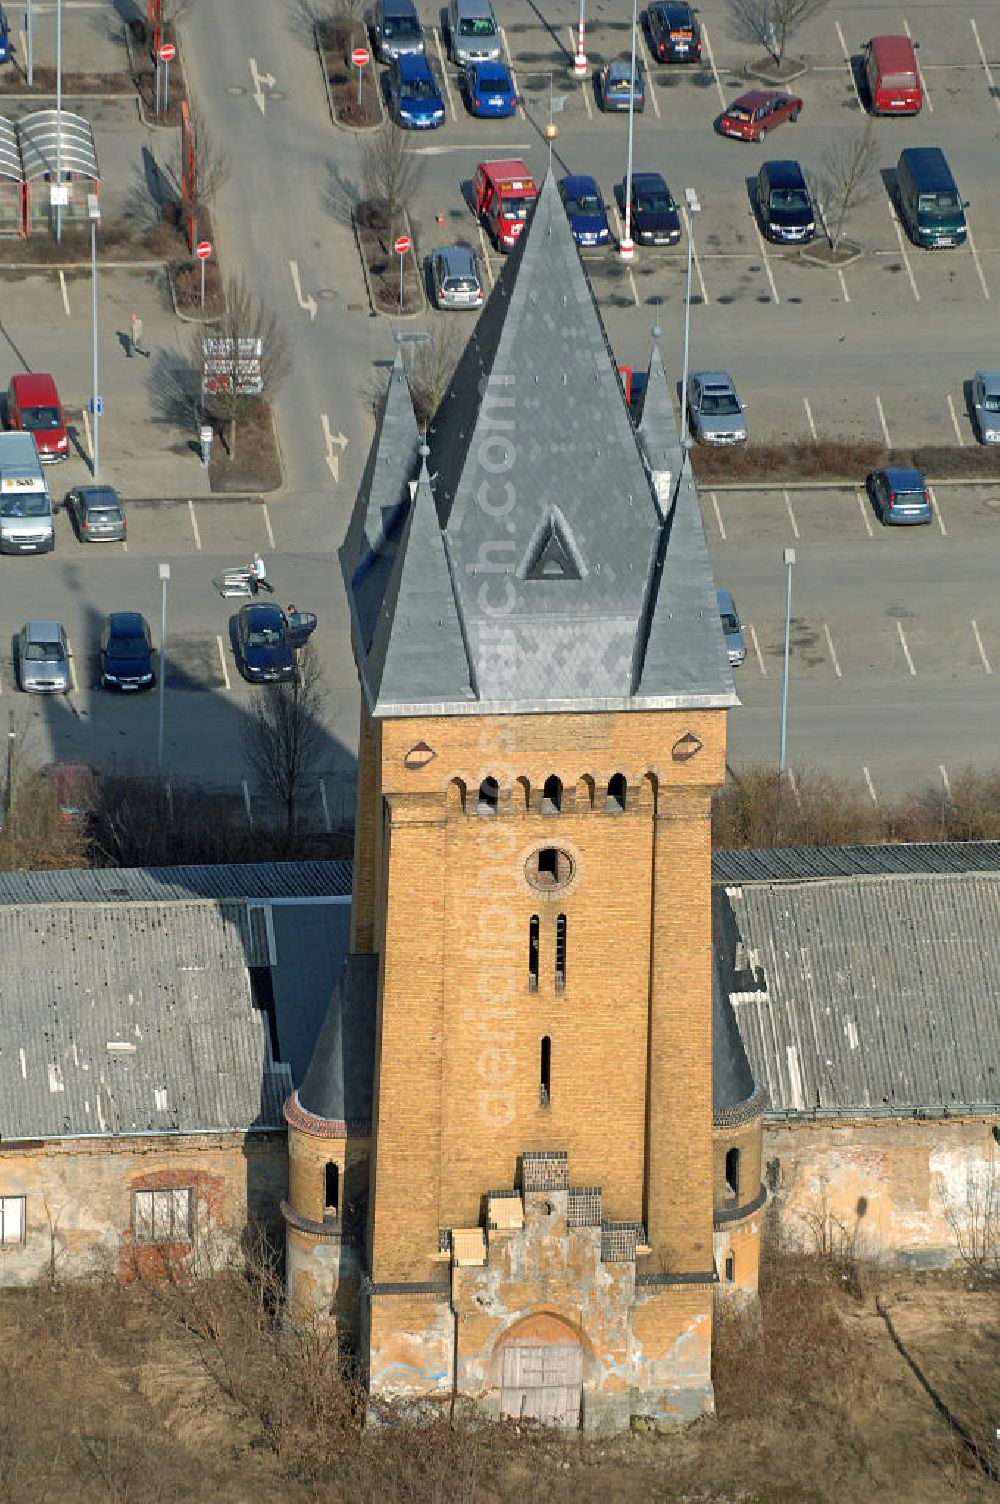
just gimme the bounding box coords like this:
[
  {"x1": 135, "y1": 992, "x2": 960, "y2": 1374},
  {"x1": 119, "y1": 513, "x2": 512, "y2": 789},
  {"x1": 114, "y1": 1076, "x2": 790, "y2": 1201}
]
[
  {"x1": 655, "y1": 2, "x2": 695, "y2": 16},
  {"x1": 243, "y1": 603, "x2": 285, "y2": 624},
  {"x1": 382, "y1": 0, "x2": 419, "y2": 16},
  {"x1": 398, "y1": 51, "x2": 434, "y2": 75},
  {"x1": 882, "y1": 467, "x2": 925, "y2": 487},
  {"x1": 716, "y1": 591, "x2": 737, "y2": 613},
  {"x1": 456, "y1": 0, "x2": 494, "y2": 16},
  {"x1": 975, "y1": 370, "x2": 1000, "y2": 388},
  {"x1": 732, "y1": 90, "x2": 776, "y2": 108},
  {"x1": 868, "y1": 34, "x2": 917, "y2": 67},
  {"x1": 760, "y1": 158, "x2": 806, "y2": 187},
  {"x1": 434, "y1": 244, "x2": 477, "y2": 273},
  {"x1": 25, "y1": 619, "x2": 63, "y2": 639},
  {"x1": 108, "y1": 611, "x2": 145, "y2": 629},
  {"x1": 608, "y1": 56, "x2": 638, "y2": 71},
  {"x1": 562, "y1": 174, "x2": 601, "y2": 195},
  {"x1": 693, "y1": 370, "x2": 736, "y2": 388},
  {"x1": 630, "y1": 171, "x2": 668, "y2": 189},
  {"x1": 11, "y1": 371, "x2": 60, "y2": 402},
  {"x1": 76, "y1": 485, "x2": 120, "y2": 505},
  {"x1": 470, "y1": 59, "x2": 509, "y2": 72}
]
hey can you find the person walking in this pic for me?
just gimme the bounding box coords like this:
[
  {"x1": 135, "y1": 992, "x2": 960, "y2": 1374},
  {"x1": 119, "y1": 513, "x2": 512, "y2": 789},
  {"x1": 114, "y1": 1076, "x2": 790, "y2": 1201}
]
[
  {"x1": 249, "y1": 552, "x2": 274, "y2": 594},
  {"x1": 130, "y1": 313, "x2": 148, "y2": 359}
]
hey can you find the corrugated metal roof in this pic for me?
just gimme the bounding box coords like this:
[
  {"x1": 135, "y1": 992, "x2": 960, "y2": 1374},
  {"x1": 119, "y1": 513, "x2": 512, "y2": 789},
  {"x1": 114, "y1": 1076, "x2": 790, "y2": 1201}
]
[
  {"x1": 0, "y1": 901, "x2": 291, "y2": 1140},
  {"x1": 713, "y1": 841, "x2": 1000, "y2": 884},
  {"x1": 0, "y1": 860, "x2": 352, "y2": 905},
  {"x1": 720, "y1": 872, "x2": 1000, "y2": 1116}
]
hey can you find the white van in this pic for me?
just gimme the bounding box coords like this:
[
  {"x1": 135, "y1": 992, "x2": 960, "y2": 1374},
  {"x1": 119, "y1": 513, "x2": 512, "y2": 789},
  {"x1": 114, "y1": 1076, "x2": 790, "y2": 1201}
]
[{"x1": 0, "y1": 431, "x2": 54, "y2": 553}]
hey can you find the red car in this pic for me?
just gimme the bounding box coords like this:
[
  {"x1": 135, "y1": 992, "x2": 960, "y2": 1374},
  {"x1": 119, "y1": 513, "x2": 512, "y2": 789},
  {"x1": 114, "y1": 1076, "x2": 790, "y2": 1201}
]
[{"x1": 720, "y1": 89, "x2": 802, "y2": 141}]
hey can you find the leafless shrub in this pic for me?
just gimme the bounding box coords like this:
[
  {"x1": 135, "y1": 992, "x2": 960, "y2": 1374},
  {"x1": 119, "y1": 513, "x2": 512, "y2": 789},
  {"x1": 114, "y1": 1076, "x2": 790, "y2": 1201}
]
[
  {"x1": 196, "y1": 273, "x2": 290, "y2": 459},
  {"x1": 725, "y1": 0, "x2": 828, "y2": 66},
  {"x1": 242, "y1": 643, "x2": 328, "y2": 838},
  {"x1": 169, "y1": 102, "x2": 230, "y2": 247},
  {"x1": 360, "y1": 122, "x2": 425, "y2": 248},
  {"x1": 408, "y1": 321, "x2": 465, "y2": 427},
  {"x1": 814, "y1": 123, "x2": 878, "y2": 252},
  {"x1": 939, "y1": 1144, "x2": 1000, "y2": 1285}
]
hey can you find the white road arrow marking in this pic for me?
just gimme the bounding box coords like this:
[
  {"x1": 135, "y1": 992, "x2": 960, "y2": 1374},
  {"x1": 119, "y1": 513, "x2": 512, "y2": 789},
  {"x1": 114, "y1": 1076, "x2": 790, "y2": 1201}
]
[
  {"x1": 289, "y1": 261, "x2": 317, "y2": 320},
  {"x1": 249, "y1": 58, "x2": 276, "y2": 115},
  {"x1": 321, "y1": 414, "x2": 348, "y2": 480}
]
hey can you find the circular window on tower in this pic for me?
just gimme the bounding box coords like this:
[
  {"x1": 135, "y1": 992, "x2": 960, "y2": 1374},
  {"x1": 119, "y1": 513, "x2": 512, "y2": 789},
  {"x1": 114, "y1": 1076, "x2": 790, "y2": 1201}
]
[{"x1": 525, "y1": 847, "x2": 575, "y2": 892}]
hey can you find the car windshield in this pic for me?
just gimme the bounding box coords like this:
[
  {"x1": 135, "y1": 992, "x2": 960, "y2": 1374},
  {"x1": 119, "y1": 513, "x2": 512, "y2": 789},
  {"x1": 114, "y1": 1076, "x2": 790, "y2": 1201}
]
[
  {"x1": 478, "y1": 69, "x2": 509, "y2": 89},
  {"x1": 701, "y1": 392, "x2": 740, "y2": 416},
  {"x1": 0, "y1": 493, "x2": 49, "y2": 517},
  {"x1": 402, "y1": 75, "x2": 438, "y2": 99},
  {"x1": 22, "y1": 405, "x2": 61, "y2": 430},
  {"x1": 248, "y1": 626, "x2": 286, "y2": 648},
  {"x1": 720, "y1": 613, "x2": 740, "y2": 634},
  {"x1": 460, "y1": 16, "x2": 495, "y2": 34},
  {"x1": 108, "y1": 634, "x2": 148, "y2": 659},
  {"x1": 571, "y1": 191, "x2": 603, "y2": 213},
  {"x1": 982, "y1": 393, "x2": 1000, "y2": 413},
  {"x1": 918, "y1": 191, "x2": 960, "y2": 220},
  {"x1": 771, "y1": 188, "x2": 809, "y2": 210},
  {"x1": 384, "y1": 16, "x2": 420, "y2": 37},
  {"x1": 505, "y1": 197, "x2": 533, "y2": 219},
  {"x1": 637, "y1": 191, "x2": 673, "y2": 213},
  {"x1": 24, "y1": 640, "x2": 63, "y2": 662}
]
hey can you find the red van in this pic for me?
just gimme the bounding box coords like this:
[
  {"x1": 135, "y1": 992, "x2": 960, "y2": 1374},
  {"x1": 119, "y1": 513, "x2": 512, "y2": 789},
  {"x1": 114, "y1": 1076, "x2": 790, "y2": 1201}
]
[
  {"x1": 7, "y1": 372, "x2": 69, "y2": 462},
  {"x1": 474, "y1": 159, "x2": 538, "y2": 251},
  {"x1": 863, "y1": 35, "x2": 922, "y2": 115}
]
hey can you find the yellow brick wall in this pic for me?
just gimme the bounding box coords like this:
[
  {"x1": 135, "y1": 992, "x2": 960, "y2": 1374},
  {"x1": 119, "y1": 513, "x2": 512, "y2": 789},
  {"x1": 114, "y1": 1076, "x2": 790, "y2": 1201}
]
[
  {"x1": 712, "y1": 1117, "x2": 763, "y2": 1214},
  {"x1": 287, "y1": 1124, "x2": 371, "y2": 1225}
]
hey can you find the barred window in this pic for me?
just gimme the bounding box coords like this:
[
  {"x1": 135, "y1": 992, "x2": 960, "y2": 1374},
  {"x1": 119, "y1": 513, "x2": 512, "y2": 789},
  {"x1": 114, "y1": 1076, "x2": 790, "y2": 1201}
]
[
  {"x1": 540, "y1": 1036, "x2": 551, "y2": 1106},
  {"x1": 132, "y1": 1187, "x2": 192, "y2": 1244},
  {"x1": 0, "y1": 1195, "x2": 25, "y2": 1246},
  {"x1": 528, "y1": 914, "x2": 539, "y2": 991},
  {"x1": 555, "y1": 914, "x2": 566, "y2": 992}
]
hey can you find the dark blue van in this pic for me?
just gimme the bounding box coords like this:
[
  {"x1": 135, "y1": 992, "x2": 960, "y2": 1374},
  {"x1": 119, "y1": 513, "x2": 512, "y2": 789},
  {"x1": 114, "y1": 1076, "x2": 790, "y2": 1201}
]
[{"x1": 896, "y1": 147, "x2": 967, "y2": 248}]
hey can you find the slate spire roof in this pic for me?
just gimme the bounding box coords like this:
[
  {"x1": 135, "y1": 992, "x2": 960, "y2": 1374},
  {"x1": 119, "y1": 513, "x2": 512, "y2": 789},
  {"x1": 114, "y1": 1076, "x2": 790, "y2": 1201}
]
[{"x1": 340, "y1": 174, "x2": 737, "y2": 718}]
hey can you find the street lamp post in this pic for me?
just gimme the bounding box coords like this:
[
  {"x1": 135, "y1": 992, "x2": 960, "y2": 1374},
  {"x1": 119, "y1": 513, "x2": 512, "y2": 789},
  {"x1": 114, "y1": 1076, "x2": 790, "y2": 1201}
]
[
  {"x1": 88, "y1": 193, "x2": 100, "y2": 480},
  {"x1": 157, "y1": 563, "x2": 170, "y2": 773},
  {"x1": 678, "y1": 187, "x2": 701, "y2": 477},
  {"x1": 572, "y1": 0, "x2": 587, "y2": 77},
  {"x1": 779, "y1": 546, "x2": 796, "y2": 776},
  {"x1": 619, "y1": 0, "x2": 638, "y2": 261},
  {"x1": 55, "y1": 0, "x2": 62, "y2": 241}
]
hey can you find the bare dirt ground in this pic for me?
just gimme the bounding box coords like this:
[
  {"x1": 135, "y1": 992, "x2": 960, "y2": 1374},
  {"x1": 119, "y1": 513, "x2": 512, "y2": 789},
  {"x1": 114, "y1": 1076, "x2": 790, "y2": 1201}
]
[{"x1": 0, "y1": 1254, "x2": 995, "y2": 1504}]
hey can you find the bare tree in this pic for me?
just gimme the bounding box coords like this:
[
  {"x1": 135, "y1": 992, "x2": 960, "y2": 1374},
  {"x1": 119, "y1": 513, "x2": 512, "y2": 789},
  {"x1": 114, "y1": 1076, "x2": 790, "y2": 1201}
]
[
  {"x1": 940, "y1": 1146, "x2": 1000, "y2": 1283},
  {"x1": 814, "y1": 122, "x2": 877, "y2": 253},
  {"x1": 726, "y1": 0, "x2": 828, "y2": 66},
  {"x1": 198, "y1": 274, "x2": 290, "y2": 459},
  {"x1": 171, "y1": 102, "x2": 230, "y2": 247},
  {"x1": 359, "y1": 123, "x2": 425, "y2": 249},
  {"x1": 408, "y1": 321, "x2": 464, "y2": 427},
  {"x1": 242, "y1": 644, "x2": 327, "y2": 838}
]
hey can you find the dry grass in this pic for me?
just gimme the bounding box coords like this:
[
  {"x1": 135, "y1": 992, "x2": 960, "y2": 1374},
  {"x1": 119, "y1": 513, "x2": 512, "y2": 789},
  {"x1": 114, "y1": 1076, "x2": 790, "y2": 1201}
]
[
  {"x1": 207, "y1": 399, "x2": 282, "y2": 493},
  {"x1": 691, "y1": 435, "x2": 1000, "y2": 484},
  {"x1": 318, "y1": 17, "x2": 381, "y2": 127},
  {"x1": 356, "y1": 201, "x2": 423, "y2": 313}
]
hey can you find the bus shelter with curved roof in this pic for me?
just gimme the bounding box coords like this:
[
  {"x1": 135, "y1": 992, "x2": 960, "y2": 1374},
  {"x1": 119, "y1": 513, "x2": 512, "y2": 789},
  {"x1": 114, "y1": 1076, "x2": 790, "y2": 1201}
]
[
  {"x1": 0, "y1": 118, "x2": 23, "y2": 236},
  {"x1": 19, "y1": 110, "x2": 99, "y2": 234}
]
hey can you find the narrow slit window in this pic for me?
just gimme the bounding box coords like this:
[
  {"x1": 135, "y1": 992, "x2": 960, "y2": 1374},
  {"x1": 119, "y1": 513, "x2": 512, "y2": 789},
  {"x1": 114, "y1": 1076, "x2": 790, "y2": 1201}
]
[
  {"x1": 541, "y1": 775, "x2": 562, "y2": 813},
  {"x1": 606, "y1": 773, "x2": 627, "y2": 812},
  {"x1": 540, "y1": 1036, "x2": 551, "y2": 1107},
  {"x1": 324, "y1": 1162, "x2": 340, "y2": 1216},
  {"x1": 478, "y1": 776, "x2": 499, "y2": 815},
  {"x1": 725, "y1": 1253, "x2": 735, "y2": 1283},
  {"x1": 555, "y1": 914, "x2": 566, "y2": 992},
  {"x1": 528, "y1": 915, "x2": 539, "y2": 992},
  {"x1": 725, "y1": 1147, "x2": 740, "y2": 1200}
]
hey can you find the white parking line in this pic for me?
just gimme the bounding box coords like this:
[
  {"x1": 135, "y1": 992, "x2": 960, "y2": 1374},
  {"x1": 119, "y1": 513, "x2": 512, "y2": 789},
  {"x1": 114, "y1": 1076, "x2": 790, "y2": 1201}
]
[
  {"x1": 748, "y1": 623, "x2": 767, "y2": 676},
  {"x1": 499, "y1": 28, "x2": 525, "y2": 120},
  {"x1": 837, "y1": 268, "x2": 850, "y2": 304},
  {"x1": 783, "y1": 488, "x2": 800, "y2": 539},
  {"x1": 683, "y1": 206, "x2": 709, "y2": 304},
  {"x1": 58, "y1": 270, "x2": 71, "y2": 317},
  {"x1": 823, "y1": 622, "x2": 842, "y2": 678},
  {"x1": 863, "y1": 766, "x2": 878, "y2": 804},
  {"x1": 902, "y1": 19, "x2": 932, "y2": 111},
  {"x1": 187, "y1": 498, "x2": 201, "y2": 550},
  {"x1": 319, "y1": 779, "x2": 332, "y2": 833},
  {"x1": 477, "y1": 223, "x2": 495, "y2": 285},
  {"x1": 216, "y1": 634, "x2": 231, "y2": 691},
  {"x1": 752, "y1": 220, "x2": 780, "y2": 304},
  {"x1": 972, "y1": 619, "x2": 992, "y2": 673},
  {"x1": 700, "y1": 21, "x2": 728, "y2": 111},
  {"x1": 947, "y1": 393, "x2": 965, "y2": 446},
  {"x1": 967, "y1": 226, "x2": 991, "y2": 301},
  {"x1": 262, "y1": 502, "x2": 275, "y2": 550},
  {"x1": 856, "y1": 487, "x2": 874, "y2": 537},
  {"x1": 875, "y1": 394, "x2": 891, "y2": 448},
  {"x1": 432, "y1": 27, "x2": 457, "y2": 117},
  {"x1": 626, "y1": 266, "x2": 639, "y2": 306},
  {"x1": 969, "y1": 18, "x2": 1000, "y2": 111},
  {"x1": 242, "y1": 780, "x2": 253, "y2": 828},
  {"x1": 803, "y1": 396, "x2": 817, "y2": 440},
  {"x1": 710, "y1": 491, "x2": 726, "y2": 539},
  {"x1": 834, "y1": 20, "x2": 863, "y2": 109},
  {"x1": 896, "y1": 620, "x2": 916, "y2": 676},
  {"x1": 888, "y1": 206, "x2": 920, "y2": 300},
  {"x1": 940, "y1": 763, "x2": 952, "y2": 799},
  {"x1": 648, "y1": 71, "x2": 661, "y2": 119},
  {"x1": 927, "y1": 484, "x2": 946, "y2": 537}
]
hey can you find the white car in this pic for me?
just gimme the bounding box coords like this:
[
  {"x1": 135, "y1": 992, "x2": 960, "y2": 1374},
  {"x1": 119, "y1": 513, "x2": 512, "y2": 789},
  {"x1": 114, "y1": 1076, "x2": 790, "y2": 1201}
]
[{"x1": 686, "y1": 371, "x2": 747, "y2": 445}]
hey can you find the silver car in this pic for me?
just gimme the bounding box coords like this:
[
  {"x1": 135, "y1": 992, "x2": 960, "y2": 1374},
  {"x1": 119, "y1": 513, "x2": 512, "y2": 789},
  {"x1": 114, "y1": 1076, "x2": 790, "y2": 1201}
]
[
  {"x1": 429, "y1": 245, "x2": 484, "y2": 310},
  {"x1": 973, "y1": 370, "x2": 1000, "y2": 444},
  {"x1": 65, "y1": 484, "x2": 126, "y2": 542},
  {"x1": 687, "y1": 371, "x2": 747, "y2": 445},
  {"x1": 448, "y1": 0, "x2": 500, "y2": 65},
  {"x1": 717, "y1": 591, "x2": 746, "y2": 667},
  {"x1": 18, "y1": 619, "x2": 70, "y2": 693}
]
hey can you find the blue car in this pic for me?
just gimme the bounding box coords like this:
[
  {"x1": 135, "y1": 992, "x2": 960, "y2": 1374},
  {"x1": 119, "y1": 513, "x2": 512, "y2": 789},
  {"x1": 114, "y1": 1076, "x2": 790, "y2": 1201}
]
[
  {"x1": 461, "y1": 61, "x2": 517, "y2": 118},
  {"x1": 0, "y1": 5, "x2": 10, "y2": 65},
  {"x1": 100, "y1": 612, "x2": 155, "y2": 692},
  {"x1": 866, "y1": 467, "x2": 933, "y2": 527},
  {"x1": 389, "y1": 54, "x2": 446, "y2": 128},
  {"x1": 598, "y1": 56, "x2": 645, "y2": 113},
  {"x1": 558, "y1": 175, "x2": 611, "y2": 248}
]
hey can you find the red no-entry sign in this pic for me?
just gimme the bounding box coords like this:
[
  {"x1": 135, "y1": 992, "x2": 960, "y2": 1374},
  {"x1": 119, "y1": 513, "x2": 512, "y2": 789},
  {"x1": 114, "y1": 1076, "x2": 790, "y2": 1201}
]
[
  {"x1": 158, "y1": 42, "x2": 176, "y2": 62},
  {"x1": 195, "y1": 240, "x2": 212, "y2": 259},
  {"x1": 394, "y1": 234, "x2": 411, "y2": 255},
  {"x1": 352, "y1": 46, "x2": 370, "y2": 66}
]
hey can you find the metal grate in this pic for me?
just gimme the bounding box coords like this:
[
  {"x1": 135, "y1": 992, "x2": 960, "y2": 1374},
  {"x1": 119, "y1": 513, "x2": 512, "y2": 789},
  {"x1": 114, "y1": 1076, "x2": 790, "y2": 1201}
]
[
  {"x1": 601, "y1": 1220, "x2": 642, "y2": 1263},
  {"x1": 567, "y1": 1186, "x2": 601, "y2": 1228},
  {"x1": 438, "y1": 1228, "x2": 451, "y2": 1255},
  {"x1": 522, "y1": 1150, "x2": 569, "y2": 1192}
]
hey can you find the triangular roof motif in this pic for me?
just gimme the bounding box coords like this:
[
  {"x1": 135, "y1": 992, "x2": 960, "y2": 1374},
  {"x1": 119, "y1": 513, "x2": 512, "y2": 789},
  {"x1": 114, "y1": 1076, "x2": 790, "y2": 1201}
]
[{"x1": 522, "y1": 508, "x2": 584, "y2": 582}]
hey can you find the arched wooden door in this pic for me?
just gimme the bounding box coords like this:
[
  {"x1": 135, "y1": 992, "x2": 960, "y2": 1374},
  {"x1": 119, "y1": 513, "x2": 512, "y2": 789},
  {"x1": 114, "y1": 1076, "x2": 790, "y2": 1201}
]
[{"x1": 498, "y1": 1314, "x2": 583, "y2": 1426}]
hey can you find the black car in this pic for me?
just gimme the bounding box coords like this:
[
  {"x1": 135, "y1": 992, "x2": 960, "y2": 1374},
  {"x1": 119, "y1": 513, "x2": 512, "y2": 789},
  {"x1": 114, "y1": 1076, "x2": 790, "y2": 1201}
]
[
  {"x1": 645, "y1": 2, "x2": 701, "y2": 62},
  {"x1": 236, "y1": 603, "x2": 316, "y2": 683},
  {"x1": 620, "y1": 172, "x2": 682, "y2": 246},
  {"x1": 754, "y1": 159, "x2": 815, "y2": 244},
  {"x1": 100, "y1": 611, "x2": 154, "y2": 691}
]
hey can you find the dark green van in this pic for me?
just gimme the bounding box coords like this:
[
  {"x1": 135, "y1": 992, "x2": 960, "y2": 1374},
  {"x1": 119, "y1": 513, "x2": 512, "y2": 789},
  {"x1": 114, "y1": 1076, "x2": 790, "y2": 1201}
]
[{"x1": 896, "y1": 147, "x2": 967, "y2": 248}]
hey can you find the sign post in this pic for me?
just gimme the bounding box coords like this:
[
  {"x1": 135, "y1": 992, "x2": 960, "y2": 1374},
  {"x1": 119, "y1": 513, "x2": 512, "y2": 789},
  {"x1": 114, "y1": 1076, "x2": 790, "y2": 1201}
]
[
  {"x1": 394, "y1": 233, "x2": 410, "y2": 315},
  {"x1": 351, "y1": 45, "x2": 369, "y2": 107},
  {"x1": 158, "y1": 42, "x2": 176, "y2": 115},
  {"x1": 196, "y1": 239, "x2": 212, "y2": 310}
]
